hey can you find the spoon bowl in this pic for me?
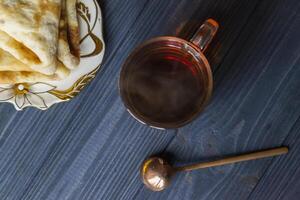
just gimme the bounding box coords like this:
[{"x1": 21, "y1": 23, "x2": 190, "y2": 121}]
[{"x1": 140, "y1": 157, "x2": 175, "y2": 191}]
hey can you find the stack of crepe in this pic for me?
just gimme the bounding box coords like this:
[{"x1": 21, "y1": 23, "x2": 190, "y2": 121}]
[{"x1": 0, "y1": 0, "x2": 80, "y2": 84}]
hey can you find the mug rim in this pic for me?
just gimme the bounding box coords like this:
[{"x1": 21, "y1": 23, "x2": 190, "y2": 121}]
[{"x1": 119, "y1": 36, "x2": 213, "y2": 129}]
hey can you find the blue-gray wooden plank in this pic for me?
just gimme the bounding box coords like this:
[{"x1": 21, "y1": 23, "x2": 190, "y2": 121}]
[{"x1": 0, "y1": 0, "x2": 299, "y2": 200}]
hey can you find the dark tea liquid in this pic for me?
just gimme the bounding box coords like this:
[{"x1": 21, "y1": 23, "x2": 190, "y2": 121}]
[{"x1": 124, "y1": 47, "x2": 207, "y2": 127}]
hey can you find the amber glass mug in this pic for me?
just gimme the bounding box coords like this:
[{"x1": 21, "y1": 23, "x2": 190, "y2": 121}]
[{"x1": 119, "y1": 19, "x2": 219, "y2": 129}]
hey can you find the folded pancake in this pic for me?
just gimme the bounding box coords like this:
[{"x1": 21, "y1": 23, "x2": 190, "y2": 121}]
[
  {"x1": 0, "y1": 0, "x2": 62, "y2": 75},
  {"x1": 0, "y1": 49, "x2": 70, "y2": 84},
  {"x1": 58, "y1": 0, "x2": 80, "y2": 69},
  {"x1": 0, "y1": 30, "x2": 42, "y2": 70},
  {"x1": 0, "y1": 64, "x2": 70, "y2": 84},
  {"x1": 66, "y1": 0, "x2": 80, "y2": 60},
  {"x1": 0, "y1": 71, "x2": 60, "y2": 84},
  {"x1": 0, "y1": 49, "x2": 34, "y2": 72}
]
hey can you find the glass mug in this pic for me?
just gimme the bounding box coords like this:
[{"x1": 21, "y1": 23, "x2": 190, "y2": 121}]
[{"x1": 119, "y1": 19, "x2": 219, "y2": 129}]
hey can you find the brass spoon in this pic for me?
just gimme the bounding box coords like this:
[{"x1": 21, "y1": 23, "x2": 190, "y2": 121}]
[{"x1": 141, "y1": 147, "x2": 288, "y2": 192}]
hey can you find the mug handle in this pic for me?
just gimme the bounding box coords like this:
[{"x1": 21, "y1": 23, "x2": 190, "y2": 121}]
[{"x1": 190, "y1": 19, "x2": 219, "y2": 52}]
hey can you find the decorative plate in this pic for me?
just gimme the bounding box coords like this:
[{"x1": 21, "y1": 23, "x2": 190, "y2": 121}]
[{"x1": 0, "y1": 0, "x2": 105, "y2": 111}]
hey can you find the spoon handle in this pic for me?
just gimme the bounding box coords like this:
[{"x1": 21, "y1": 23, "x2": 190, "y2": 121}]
[{"x1": 176, "y1": 147, "x2": 288, "y2": 172}]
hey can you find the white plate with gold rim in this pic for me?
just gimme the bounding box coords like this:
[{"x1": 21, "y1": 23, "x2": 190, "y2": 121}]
[{"x1": 0, "y1": 0, "x2": 105, "y2": 111}]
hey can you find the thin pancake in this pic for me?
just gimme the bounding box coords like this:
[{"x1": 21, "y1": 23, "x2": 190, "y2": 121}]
[
  {"x1": 0, "y1": 50, "x2": 70, "y2": 84},
  {"x1": 0, "y1": 0, "x2": 62, "y2": 75},
  {"x1": 0, "y1": 71, "x2": 60, "y2": 84},
  {"x1": 58, "y1": 0, "x2": 80, "y2": 69},
  {"x1": 0, "y1": 49, "x2": 33, "y2": 72},
  {"x1": 0, "y1": 30, "x2": 41, "y2": 66},
  {"x1": 66, "y1": 0, "x2": 80, "y2": 59},
  {"x1": 0, "y1": 64, "x2": 70, "y2": 84},
  {"x1": 0, "y1": 47, "x2": 70, "y2": 78}
]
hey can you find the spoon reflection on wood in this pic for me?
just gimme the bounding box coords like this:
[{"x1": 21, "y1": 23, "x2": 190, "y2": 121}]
[{"x1": 141, "y1": 147, "x2": 288, "y2": 192}]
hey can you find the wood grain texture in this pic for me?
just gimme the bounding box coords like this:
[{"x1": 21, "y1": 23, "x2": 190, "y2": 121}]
[
  {"x1": 0, "y1": 0, "x2": 299, "y2": 200},
  {"x1": 248, "y1": 117, "x2": 300, "y2": 200}
]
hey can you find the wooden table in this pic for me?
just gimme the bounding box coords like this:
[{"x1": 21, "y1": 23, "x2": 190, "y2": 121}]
[{"x1": 0, "y1": 0, "x2": 299, "y2": 199}]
